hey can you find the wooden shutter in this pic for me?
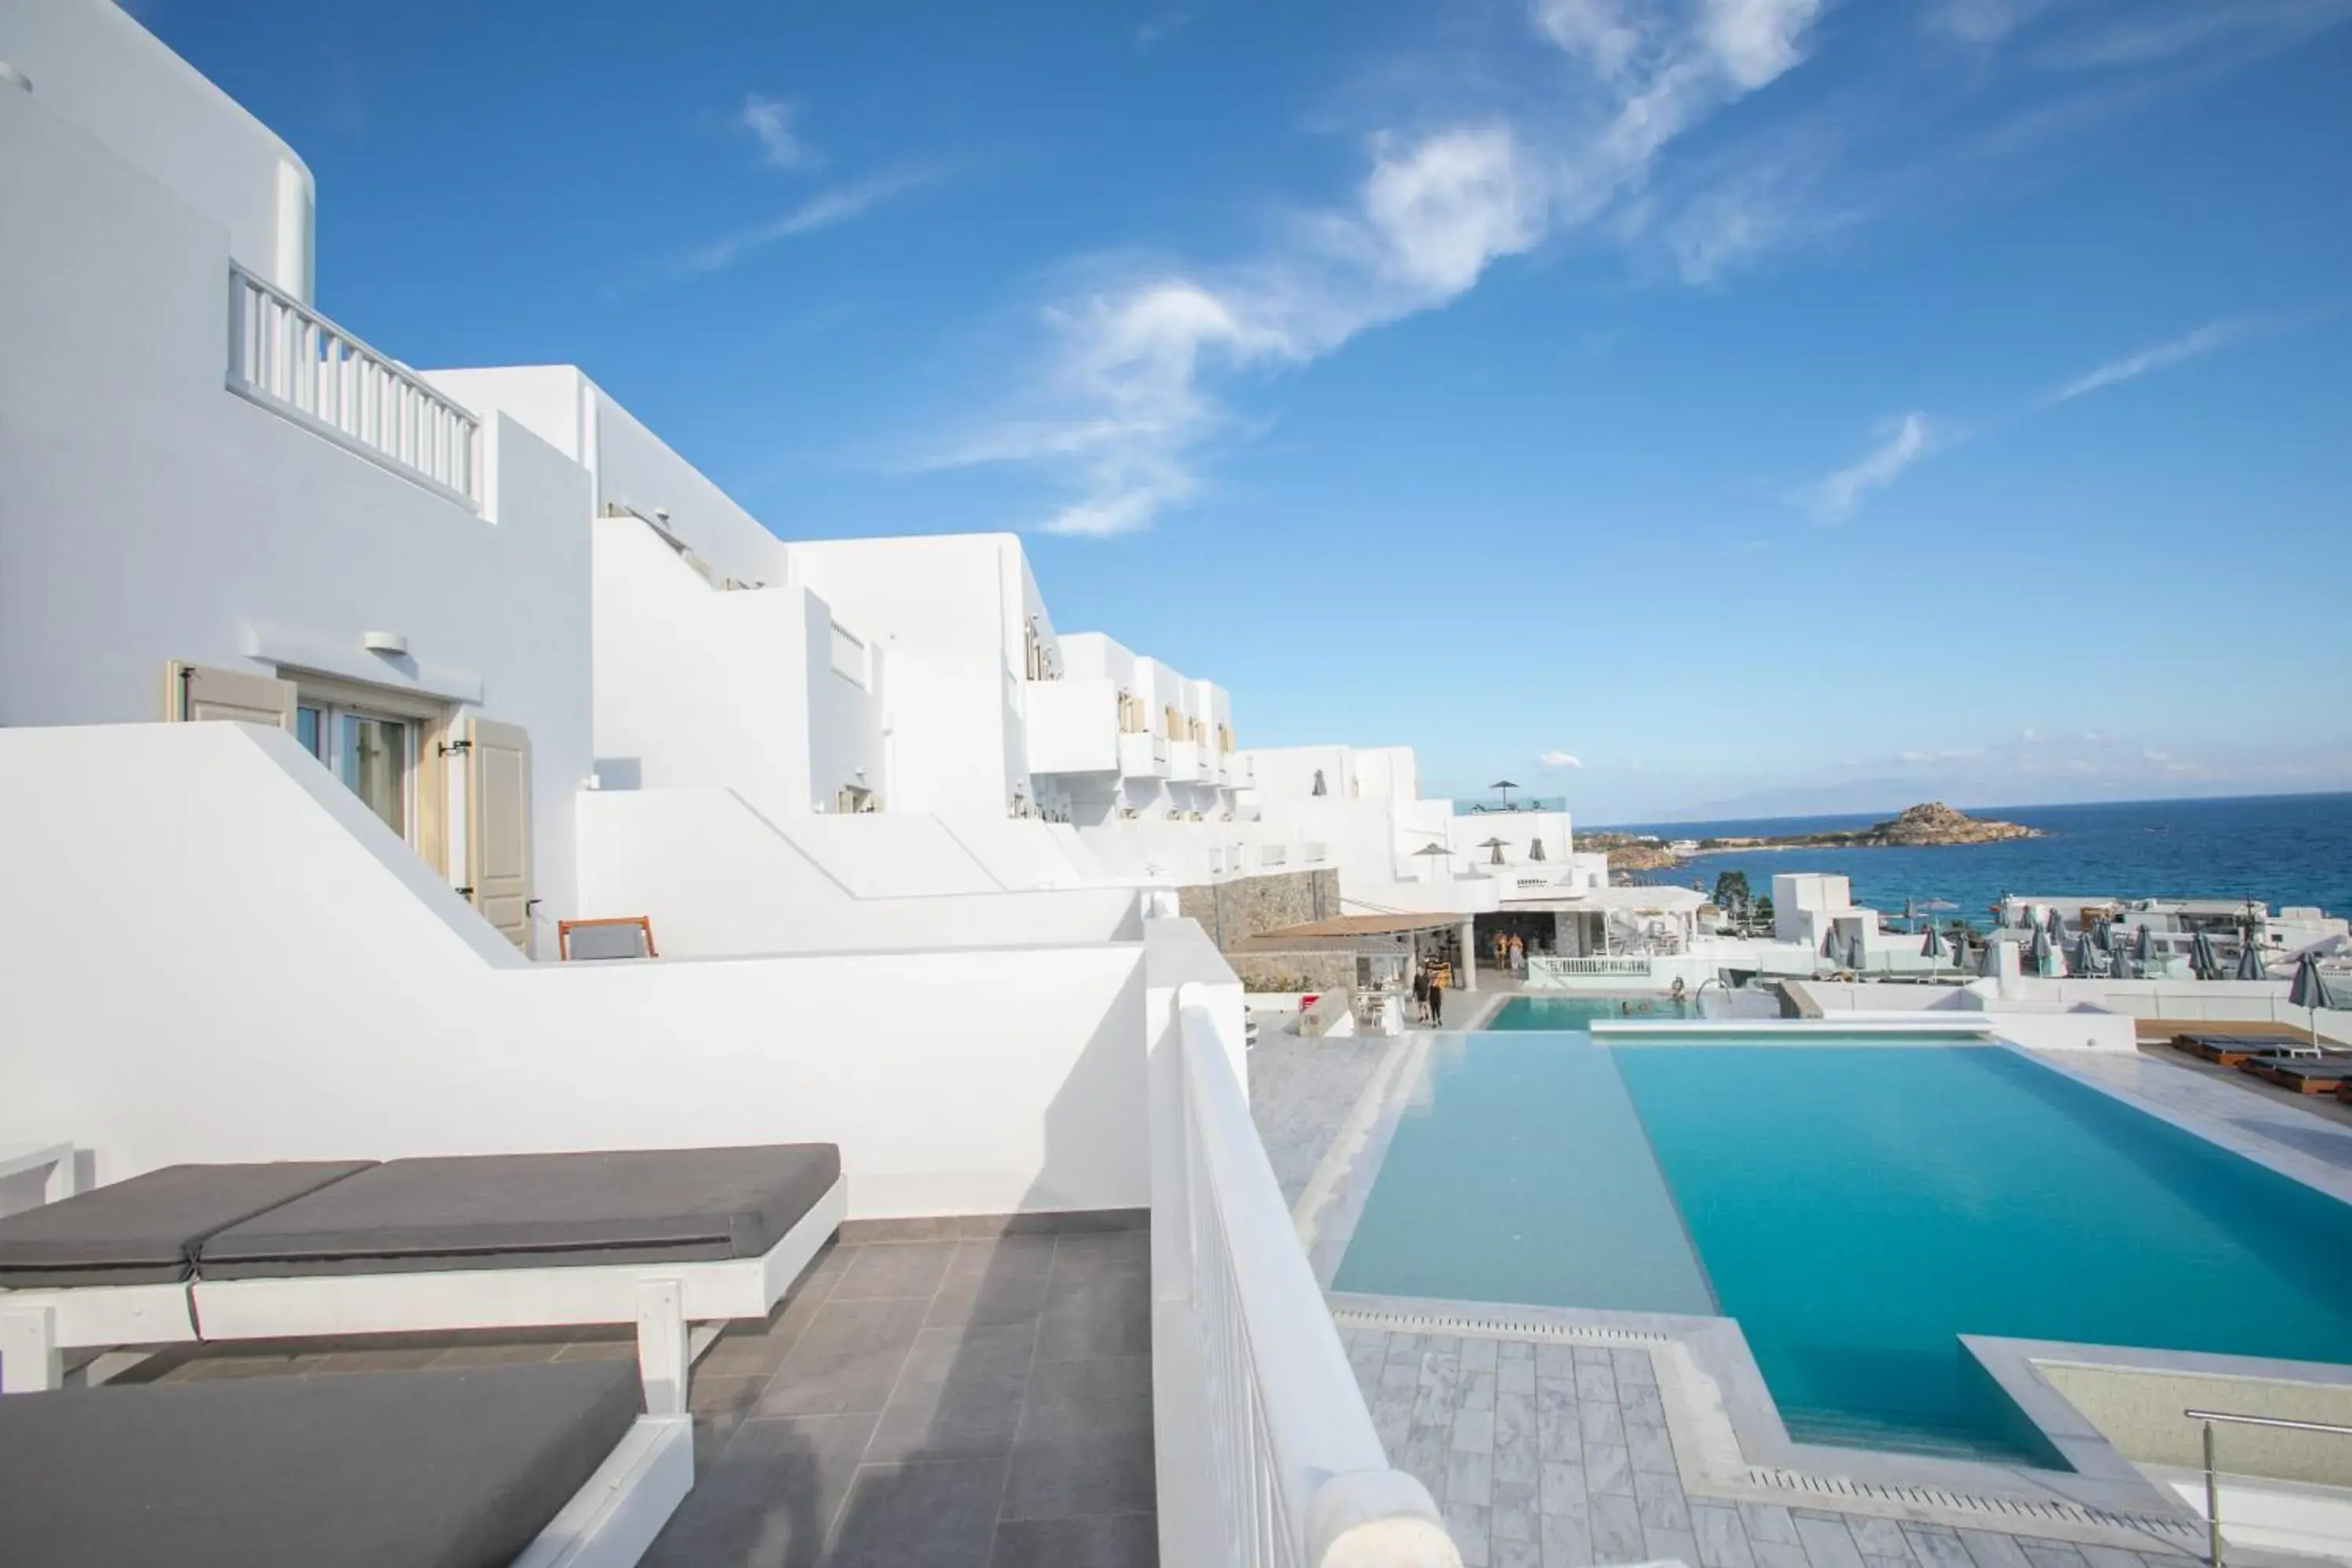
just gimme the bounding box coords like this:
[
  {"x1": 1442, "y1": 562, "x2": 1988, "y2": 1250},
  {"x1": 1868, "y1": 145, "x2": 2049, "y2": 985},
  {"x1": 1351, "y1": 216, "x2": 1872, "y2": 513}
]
[
  {"x1": 465, "y1": 717, "x2": 532, "y2": 949},
  {"x1": 168, "y1": 662, "x2": 296, "y2": 729}
]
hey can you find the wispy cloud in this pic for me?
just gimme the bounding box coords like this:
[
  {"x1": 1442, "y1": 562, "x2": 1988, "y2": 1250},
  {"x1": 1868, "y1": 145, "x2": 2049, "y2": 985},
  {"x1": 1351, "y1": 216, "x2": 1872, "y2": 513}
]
[
  {"x1": 1137, "y1": 7, "x2": 1193, "y2": 48},
  {"x1": 683, "y1": 167, "x2": 949, "y2": 273},
  {"x1": 737, "y1": 93, "x2": 818, "y2": 170},
  {"x1": 2046, "y1": 317, "x2": 2259, "y2": 404},
  {"x1": 1538, "y1": 750, "x2": 1584, "y2": 768},
  {"x1": 940, "y1": 0, "x2": 1830, "y2": 535},
  {"x1": 2034, "y1": 0, "x2": 2352, "y2": 71},
  {"x1": 1793, "y1": 412, "x2": 1938, "y2": 521},
  {"x1": 1926, "y1": 0, "x2": 2047, "y2": 47}
]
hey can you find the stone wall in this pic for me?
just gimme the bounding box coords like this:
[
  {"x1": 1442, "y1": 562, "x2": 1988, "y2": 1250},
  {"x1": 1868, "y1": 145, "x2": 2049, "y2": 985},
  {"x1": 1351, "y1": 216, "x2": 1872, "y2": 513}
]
[
  {"x1": 1177, "y1": 868, "x2": 1339, "y2": 949},
  {"x1": 1226, "y1": 948, "x2": 1354, "y2": 996}
]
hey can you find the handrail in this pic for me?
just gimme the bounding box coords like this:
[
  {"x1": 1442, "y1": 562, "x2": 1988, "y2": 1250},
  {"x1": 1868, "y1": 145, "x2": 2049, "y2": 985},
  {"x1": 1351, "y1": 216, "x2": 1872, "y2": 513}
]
[
  {"x1": 2184, "y1": 1406, "x2": 2352, "y2": 1566},
  {"x1": 1174, "y1": 985, "x2": 1457, "y2": 1567},
  {"x1": 226, "y1": 263, "x2": 481, "y2": 508}
]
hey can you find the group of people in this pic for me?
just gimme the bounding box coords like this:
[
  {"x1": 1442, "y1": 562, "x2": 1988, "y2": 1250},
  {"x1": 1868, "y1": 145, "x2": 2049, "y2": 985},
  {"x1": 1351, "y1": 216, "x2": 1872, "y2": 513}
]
[
  {"x1": 1489, "y1": 929, "x2": 1528, "y2": 976},
  {"x1": 1409, "y1": 963, "x2": 1446, "y2": 1025}
]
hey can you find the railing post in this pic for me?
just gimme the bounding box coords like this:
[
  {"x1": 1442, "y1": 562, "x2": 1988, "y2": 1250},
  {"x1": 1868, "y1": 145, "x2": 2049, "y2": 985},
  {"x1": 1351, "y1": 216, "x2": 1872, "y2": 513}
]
[
  {"x1": 1308, "y1": 1470, "x2": 1459, "y2": 1567},
  {"x1": 2202, "y1": 1418, "x2": 2222, "y2": 1567}
]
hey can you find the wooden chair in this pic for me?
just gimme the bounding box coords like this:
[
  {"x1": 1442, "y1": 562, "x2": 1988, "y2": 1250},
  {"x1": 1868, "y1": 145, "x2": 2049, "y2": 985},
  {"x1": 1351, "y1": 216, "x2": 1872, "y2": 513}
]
[{"x1": 557, "y1": 916, "x2": 658, "y2": 962}]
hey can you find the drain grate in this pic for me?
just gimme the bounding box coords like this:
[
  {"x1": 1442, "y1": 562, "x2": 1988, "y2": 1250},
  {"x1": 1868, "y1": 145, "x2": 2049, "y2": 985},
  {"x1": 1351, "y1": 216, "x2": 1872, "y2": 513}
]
[
  {"x1": 1333, "y1": 1305, "x2": 1670, "y2": 1345},
  {"x1": 1742, "y1": 1467, "x2": 2205, "y2": 1543}
]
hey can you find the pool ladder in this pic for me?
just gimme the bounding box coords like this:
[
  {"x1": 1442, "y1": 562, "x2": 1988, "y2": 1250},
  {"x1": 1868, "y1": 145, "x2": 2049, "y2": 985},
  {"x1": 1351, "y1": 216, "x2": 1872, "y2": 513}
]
[{"x1": 2183, "y1": 1407, "x2": 2352, "y2": 1566}]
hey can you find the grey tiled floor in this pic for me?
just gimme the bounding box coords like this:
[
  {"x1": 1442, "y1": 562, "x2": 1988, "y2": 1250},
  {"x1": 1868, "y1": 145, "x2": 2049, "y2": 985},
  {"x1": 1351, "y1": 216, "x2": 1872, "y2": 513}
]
[
  {"x1": 120, "y1": 1229, "x2": 1158, "y2": 1568},
  {"x1": 649, "y1": 1229, "x2": 1158, "y2": 1568},
  {"x1": 1339, "y1": 1323, "x2": 2195, "y2": 1568}
]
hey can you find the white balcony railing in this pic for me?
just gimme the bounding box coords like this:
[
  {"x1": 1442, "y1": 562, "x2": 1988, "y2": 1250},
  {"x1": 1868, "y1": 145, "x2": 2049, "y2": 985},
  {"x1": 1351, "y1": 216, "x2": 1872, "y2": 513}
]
[
  {"x1": 1171, "y1": 986, "x2": 1457, "y2": 1567},
  {"x1": 1259, "y1": 844, "x2": 1288, "y2": 869},
  {"x1": 1530, "y1": 955, "x2": 1654, "y2": 980},
  {"x1": 227, "y1": 264, "x2": 481, "y2": 508},
  {"x1": 1301, "y1": 842, "x2": 1328, "y2": 866}
]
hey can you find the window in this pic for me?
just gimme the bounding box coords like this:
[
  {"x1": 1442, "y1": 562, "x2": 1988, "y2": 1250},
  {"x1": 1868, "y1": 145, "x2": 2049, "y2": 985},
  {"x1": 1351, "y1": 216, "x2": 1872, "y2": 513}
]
[{"x1": 296, "y1": 699, "x2": 416, "y2": 838}]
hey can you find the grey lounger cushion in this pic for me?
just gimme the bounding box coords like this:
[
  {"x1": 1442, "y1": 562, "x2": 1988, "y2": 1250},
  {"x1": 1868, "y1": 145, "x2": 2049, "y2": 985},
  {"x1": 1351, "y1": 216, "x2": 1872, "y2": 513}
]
[
  {"x1": 0, "y1": 1360, "x2": 641, "y2": 1568},
  {"x1": 0, "y1": 1160, "x2": 375, "y2": 1287},
  {"x1": 201, "y1": 1143, "x2": 842, "y2": 1278}
]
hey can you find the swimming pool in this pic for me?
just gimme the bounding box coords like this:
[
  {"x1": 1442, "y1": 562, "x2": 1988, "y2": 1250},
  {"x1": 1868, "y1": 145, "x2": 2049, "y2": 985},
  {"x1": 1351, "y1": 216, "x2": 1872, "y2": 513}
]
[
  {"x1": 1488, "y1": 994, "x2": 1697, "y2": 1029},
  {"x1": 1331, "y1": 1033, "x2": 2352, "y2": 1461}
]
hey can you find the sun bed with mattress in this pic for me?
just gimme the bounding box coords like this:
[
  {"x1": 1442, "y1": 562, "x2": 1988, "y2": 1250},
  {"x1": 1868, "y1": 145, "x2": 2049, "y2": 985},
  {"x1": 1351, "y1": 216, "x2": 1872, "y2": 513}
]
[
  {"x1": 0, "y1": 1144, "x2": 844, "y2": 1400},
  {"x1": 2169, "y1": 1032, "x2": 2313, "y2": 1066},
  {"x1": 2241, "y1": 1054, "x2": 2352, "y2": 1094},
  {"x1": 0, "y1": 1357, "x2": 689, "y2": 1568}
]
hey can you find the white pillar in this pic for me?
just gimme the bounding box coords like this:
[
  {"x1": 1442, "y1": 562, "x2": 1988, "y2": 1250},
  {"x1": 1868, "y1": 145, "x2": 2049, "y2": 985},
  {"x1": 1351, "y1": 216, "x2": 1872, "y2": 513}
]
[{"x1": 1458, "y1": 919, "x2": 1477, "y2": 990}]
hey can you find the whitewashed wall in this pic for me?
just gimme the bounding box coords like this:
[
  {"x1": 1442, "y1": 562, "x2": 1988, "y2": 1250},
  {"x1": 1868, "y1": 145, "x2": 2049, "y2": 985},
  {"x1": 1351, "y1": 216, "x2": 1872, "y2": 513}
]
[
  {"x1": 588, "y1": 515, "x2": 884, "y2": 822},
  {"x1": 429, "y1": 366, "x2": 791, "y2": 593},
  {"x1": 0, "y1": 0, "x2": 314, "y2": 298},
  {"x1": 0, "y1": 724, "x2": 1155, "y2": 1219},
  {"x1": 575, "y1": 789, "x2": 1138, "y2": 956},
  {"x1": 0, "y1": 89, "x2": 593, "y2": 923}
]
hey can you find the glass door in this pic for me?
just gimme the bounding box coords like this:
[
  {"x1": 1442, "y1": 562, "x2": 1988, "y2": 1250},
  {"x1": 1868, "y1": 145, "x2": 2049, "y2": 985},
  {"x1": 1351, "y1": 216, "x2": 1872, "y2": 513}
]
[{"x1": 293, "y1": 697, "x2": 415, "y2": 840}]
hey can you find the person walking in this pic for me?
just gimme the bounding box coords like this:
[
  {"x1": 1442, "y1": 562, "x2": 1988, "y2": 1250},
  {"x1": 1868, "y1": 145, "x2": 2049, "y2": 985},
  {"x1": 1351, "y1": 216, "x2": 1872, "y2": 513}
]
[
  {"x1": 1410, "y1": 964, "x2": 1429, "y2": 1025},
  {"x1": 1427, "y1": 967, "x2": 1446, "y2": 1026}
]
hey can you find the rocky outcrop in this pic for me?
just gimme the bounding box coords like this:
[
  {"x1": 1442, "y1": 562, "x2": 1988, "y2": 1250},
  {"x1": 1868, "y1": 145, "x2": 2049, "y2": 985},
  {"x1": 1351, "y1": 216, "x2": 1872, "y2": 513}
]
[{"x1": 1864, "y1": 802, "x2": 2036, "y2": 847}]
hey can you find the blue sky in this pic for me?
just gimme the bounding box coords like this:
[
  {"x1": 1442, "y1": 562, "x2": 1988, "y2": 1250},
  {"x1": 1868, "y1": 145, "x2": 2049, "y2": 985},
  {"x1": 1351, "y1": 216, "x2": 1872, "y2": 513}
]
[{"x1": 147, "y1": 0, "x2": 2352, "y2": 821}]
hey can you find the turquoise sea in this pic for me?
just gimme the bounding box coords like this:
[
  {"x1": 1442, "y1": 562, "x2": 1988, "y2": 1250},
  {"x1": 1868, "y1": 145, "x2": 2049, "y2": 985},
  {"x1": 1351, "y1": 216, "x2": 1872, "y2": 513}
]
[{"x1": 1607, "y1": 793, "x2": 2352, "y2": 927}]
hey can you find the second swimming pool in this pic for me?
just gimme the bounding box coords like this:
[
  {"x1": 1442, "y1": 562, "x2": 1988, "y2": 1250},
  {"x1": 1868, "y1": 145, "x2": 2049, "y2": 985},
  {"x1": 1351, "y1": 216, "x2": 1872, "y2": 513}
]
[{"x1": 1330, "y1": 1033, "x2": 2352, "y2": 1461}]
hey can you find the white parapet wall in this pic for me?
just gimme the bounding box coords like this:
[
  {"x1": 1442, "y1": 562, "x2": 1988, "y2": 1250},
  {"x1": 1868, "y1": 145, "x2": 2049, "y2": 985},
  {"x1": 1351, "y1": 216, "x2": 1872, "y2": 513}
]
[
  {"x1": 0, "y1": 723, "x2": 1155, "y2": 1220},
  {"x1": 575, "y1": 788, "x2": 1140, "y2": 956}
]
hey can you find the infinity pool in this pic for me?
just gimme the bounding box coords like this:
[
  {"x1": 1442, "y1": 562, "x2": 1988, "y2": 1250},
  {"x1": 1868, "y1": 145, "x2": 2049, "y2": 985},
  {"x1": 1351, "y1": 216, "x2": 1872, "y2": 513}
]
[{"x1": 1332, "y1": 1034, "x2": 2352, "y2": 1461}]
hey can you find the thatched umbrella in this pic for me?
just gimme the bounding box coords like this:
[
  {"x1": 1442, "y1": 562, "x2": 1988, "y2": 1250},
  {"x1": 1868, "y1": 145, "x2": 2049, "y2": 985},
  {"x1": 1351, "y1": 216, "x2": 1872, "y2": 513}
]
[
  {"x1": 1491, "y1": 779, "x2": 1519, "y2": 809},
  {"x1": 1479, "y1": 836, "x2": 1508, "y2": 866}
]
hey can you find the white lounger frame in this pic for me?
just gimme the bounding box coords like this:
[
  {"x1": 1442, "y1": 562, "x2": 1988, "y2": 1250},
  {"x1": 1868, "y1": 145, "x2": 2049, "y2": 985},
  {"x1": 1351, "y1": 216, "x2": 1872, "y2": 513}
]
[{"x1": 0, "y1": 1173, "x2": 847, "y2": 1405}]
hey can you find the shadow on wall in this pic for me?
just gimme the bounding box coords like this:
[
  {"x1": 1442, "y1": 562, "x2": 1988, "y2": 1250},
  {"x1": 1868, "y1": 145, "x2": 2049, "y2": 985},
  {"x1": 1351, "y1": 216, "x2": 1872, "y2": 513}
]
[{"x1": 640, "y1": 969, "x2": 1158, "y2": 1564}]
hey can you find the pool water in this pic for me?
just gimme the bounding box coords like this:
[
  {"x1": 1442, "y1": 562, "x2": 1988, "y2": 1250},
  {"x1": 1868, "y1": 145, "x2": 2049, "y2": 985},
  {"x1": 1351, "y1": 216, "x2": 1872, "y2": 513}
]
[
  {"x1": 1334, "y1": 1036, "x2": 2352, "y2": 1462},
  {"x1": 1490, "y1": 995, "x2": 1696, "y2": 1029}
]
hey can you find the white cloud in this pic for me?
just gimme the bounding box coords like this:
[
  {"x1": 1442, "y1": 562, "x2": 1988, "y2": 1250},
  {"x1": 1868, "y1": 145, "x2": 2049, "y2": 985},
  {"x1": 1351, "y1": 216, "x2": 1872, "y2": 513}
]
[
  {"x1": 938, "y1": 0, "x2": 1828, "y2": 535},
  {"x1": 2049, "y1": 318, "x2": 2259, "y2": 404},
  {"x1": 1794, "y1": 412, "x2": 1936, "y2": 521},
  {"x1": 1538, "y1": 750, "x2": 1584, "y2": 768},
  {"x1": 738, "y1": 94, "x2": 817, "y2": 170},
  {"x1": 2037, "y1": 0, "x2": 2352, "y2": 71},
  {"x1": 1928, "y1": 0, "x2": 2045, "y2": 46},
  {"x1": 684, "y1": 167, "x2": 946, "y2": 272}
]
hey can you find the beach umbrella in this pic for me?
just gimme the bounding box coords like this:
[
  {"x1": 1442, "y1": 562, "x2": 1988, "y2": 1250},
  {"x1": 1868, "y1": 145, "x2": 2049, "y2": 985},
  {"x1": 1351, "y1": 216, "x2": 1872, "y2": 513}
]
[
  {"x1": 1479, "y1": 835, "x2": 1508, "y2": 866},
  {"x1": 1821, "y1": 927, "x2": 1843, "y2": 965},
  {"x1": 1978, "y1": 936, "x2": 2001, "y2": 978},
  {"x1": 2190, "y1": 931, "x2": 2221, "y2": 982},
  {"x1": 2289, "y1": 953, "x2": 2337, "y2": 1047},
  {"x1": 2134, "y1": 924, "x2": 2155, "y2": 964},
  {"x1": 1411, "y1": 841, "x2": 1453, "y2": 881},
  {"x1": 2042, "y1": 906, "x2": 2064, "y2": 938},
  {"x1": 2031, "y1": 925, "x2": 2064, "y2": 978},
  {"x1": 1529, "y1": 838, "x2": 1547, "y2": 862},
  {"x1": 1491, "y1": 779, "x2": 1519, "y2": 808},
  {"x1": 2235, "y1": 938, "x2": 2267, "y2": 982},
  {"x1": 2071, "y1": 932, "x2": 2099, "y2": 975},
  {"x1": 2092, "y1": 918, "x2": 2113, "y2": 953},
  {"x1": 1922, "y1": 924, "x2": 1948, "y2": 966}
]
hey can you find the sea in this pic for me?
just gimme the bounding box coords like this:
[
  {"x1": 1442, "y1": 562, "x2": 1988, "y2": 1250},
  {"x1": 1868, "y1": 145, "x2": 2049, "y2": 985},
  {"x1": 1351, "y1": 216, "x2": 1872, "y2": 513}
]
[{"x1": 1604, "y1": 793, "x2": 2352, "y2": 928}]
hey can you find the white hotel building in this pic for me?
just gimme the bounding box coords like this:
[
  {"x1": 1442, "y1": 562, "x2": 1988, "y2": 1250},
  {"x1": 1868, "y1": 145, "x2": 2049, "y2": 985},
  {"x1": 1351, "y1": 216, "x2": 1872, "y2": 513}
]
[{"x1": 0, "y1": 5, "x2": 1475, "y2": 1563}]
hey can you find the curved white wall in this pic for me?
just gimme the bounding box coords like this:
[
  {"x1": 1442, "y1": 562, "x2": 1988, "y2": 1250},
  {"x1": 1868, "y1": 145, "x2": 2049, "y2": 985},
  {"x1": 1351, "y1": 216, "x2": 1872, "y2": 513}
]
[{"x1": 0, "y1": 0, "x2": 314, "y2": 299}]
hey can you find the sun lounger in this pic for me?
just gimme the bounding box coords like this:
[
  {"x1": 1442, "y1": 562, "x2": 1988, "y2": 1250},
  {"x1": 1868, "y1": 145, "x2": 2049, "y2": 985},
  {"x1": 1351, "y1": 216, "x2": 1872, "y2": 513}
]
[
  {"x1": 2241, "y1": 1054, "x2": 2352, "y2": 1094},
  {"x1": 2170, "y1": 1032, "x2": 2310, "y2": 1067},
  {"x1": 0, "y1": 1358, "x2": 688, "y2": 1568},
  {"x1": 0, "y1": 1145, "x2": 844, "y2": 1401}
]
